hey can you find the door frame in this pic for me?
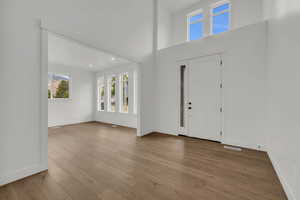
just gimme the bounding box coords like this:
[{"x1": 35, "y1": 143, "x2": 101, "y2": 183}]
[
  {"x1": 177, "y1": 53, "x2": 225, "y2": 142},
  {"x1": 40, "y1": 27, "x2": 49, "y2": 171}
]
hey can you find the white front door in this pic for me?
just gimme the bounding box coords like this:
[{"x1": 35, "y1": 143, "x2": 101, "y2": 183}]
[{"x1": 187, "y1": 55, "x2": 222, "y2": 141}]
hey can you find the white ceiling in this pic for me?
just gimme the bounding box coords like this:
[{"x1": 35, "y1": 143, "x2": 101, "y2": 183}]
[
  {"x1": 42, "y1": 0, "x2": 200, "y2": 63},
  {"x1": 48, "y1": 32, "x2": 132, "y2": 71},
  {"x1": 160, "y1": 0, "x2": 202, "y2": 12},
  {"x1": 41, "y1": 0, "x2": 153, "y2": 62}
]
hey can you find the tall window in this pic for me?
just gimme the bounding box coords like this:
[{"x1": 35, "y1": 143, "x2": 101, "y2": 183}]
[
  {"x1": 187, "y1": 9, "x2": 204, "y2": 41},
  {"x1": 211, "y1": 1, "x2": 231, "y2": 35},
  {"x1": 133, "y1": 70, "x2": 137, "y2": 114},
  {"x1": 48, "y1": 73, "x2": 70, "y2": 99},
  {"x1": 107, "y1": 75, "x2": 116, "y2": 112},
  {"x1": 120, "y1": 73, "x2": 129, "y2": 113},
  {"x1": 97, "y1": 77, "x2": 105, "y2": 111}
]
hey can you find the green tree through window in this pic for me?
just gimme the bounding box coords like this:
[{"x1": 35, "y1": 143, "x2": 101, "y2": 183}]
[
  {"x1": 55, "y1": 80, "x2": 69, "y2": 98},
  {"x1": 111, "y1": 77, "x2": 116, "y2": 111},
  {"x1": 111, "y1": 77, "x2": 116, "y2": 96}
]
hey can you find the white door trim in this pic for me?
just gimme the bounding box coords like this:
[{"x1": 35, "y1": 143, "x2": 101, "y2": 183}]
[
  {"x1": 40, "y1": 26, "x2": 49, "y2": 171},
  {"x1": 177, "y1": 53, "x2": 225, "y2": 142}
]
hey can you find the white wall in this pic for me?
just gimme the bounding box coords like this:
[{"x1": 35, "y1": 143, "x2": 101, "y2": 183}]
[
  {"x1": 158, "y1": 3, "x2": 172, "y2": 49},
  {"x1": 0, "y1": 2, "x2": 43, "y2": 185},
  {"x1": 139, "y1": 56, "x2": 155, "y2": 135},
  {"x1": 94, "y1": 64, "x2": 138, "y2": 128},
  {"x1": 264, "y1": 0, "x2": 300, "y2": 199},
  {"x1": 155, "y1": 22, "x2": 268, "y2": 150},
  {"x1": 48, "y1": 64, "x2": 94, "y2": 127},
  {"x1": 0, "y1": 0, "x2": 153, "y2": 186},
  {"x1": 171, "y1": 0, "x2": 264, "y2": 45},
  {"x1": 139, "y1": 0, "x2": 157, "y2": 136}
]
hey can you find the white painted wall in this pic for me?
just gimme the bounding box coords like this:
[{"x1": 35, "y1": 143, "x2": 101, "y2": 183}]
[
  {"x1": 264, "y1": 0, "x2": 300, "y2": 199},
  {"x1": 0, "y1": 0, "x2": 153, "y2": 185},
  {"x1": 155, "y1": 22, "x2": 268, "y2": 150},
  {"x1": 139, "y1": 0, "x2": 157, "y2": 136},
  {"x1": 158, "y1": 3, "x2": 172, "y2": 49},
  {"x1": 0, "y1": 2, "x2": 42, "y2": 185},
  {"x1": 139, "y1": 56, "x2": 155, "y2": 135},
  {"x1": 171, "y1": 0, "x2": 264, "y2": 45},
  {"x1": 48, "y1": 64, "x2": 94, "y2": 127},
  {"x1": 94, "y1": 64, "x2": 138, "y2": 128}
]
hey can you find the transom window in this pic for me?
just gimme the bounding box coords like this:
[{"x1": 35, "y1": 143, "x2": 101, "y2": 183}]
[
  {"x1": 211, "y1": 1, "x2": 231, "y2": 35},
  {"x1": 187, "y1": 9, "x2": 204, "y2": 41}
]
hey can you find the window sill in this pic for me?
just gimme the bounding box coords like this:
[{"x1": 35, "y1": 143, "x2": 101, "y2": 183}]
[
  {"x1": 97, "y1": 110, "x2": 137, "y2": 116},
  {"x1": 48, "y1": 98, "x2": 72, "y2": 102}
]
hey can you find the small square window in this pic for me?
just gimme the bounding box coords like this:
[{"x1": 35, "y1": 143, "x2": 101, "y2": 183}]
[
  {"x1": 189, "y1": 21, "x2": 204, "y2": 41},
  {"x1": 187, "y1": 10, "x2": 204, "y2": 41},
  {"x1": 212, "y1": 12, "x2": 230, "y2": 34},
  {"x1": 211, "y1": 1, "x2": 231, "y2": 35}
]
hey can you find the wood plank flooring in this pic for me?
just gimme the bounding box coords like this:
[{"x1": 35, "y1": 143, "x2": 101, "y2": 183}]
[{"x1": 0, "y1": 122, "x2": 287, "y2": 200}]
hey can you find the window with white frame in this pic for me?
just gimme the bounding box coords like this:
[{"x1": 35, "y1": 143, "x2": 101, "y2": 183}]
[
  {"x1": 187, "y1": 9, "x2": 204, "y2": 41},
  {"x1": 98, "y1": 70, "x2": 137, "y2": 115},
  {"x1": 211, "y1": 1, "x2": 231, "y2": 35},
  {"x1": 97, "y1": 77, "x2": 105, "y2": 111},
  {"x1": 133, "y1": 70, "x2": 137, "y2": 114},
  {"x1": 48, "y1": 73, "x2": 70, "y2": 99},
  {"x1": 107, "y1": 75, "x2": 117, "y2": 112},
  {"x1": 119, "y1": 72, "x2": 129, "y2": 113}
]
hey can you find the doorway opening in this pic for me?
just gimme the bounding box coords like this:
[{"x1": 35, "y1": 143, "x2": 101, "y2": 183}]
[{"x1": 40, "y1": 28, "x2": 141, "y2": 170}]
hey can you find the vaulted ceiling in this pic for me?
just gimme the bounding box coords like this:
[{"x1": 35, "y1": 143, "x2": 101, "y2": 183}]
[
  {"x1": 39, "y1": 0, "x2": 201, "y2": 62},
  {"x1": 48, "y1": 32, "x2": 132, "y2": 71},
  {"x1": 40, "y1": 0, "x2": 154, "y2": 62}
]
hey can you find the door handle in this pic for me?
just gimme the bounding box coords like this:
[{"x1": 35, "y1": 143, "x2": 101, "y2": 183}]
[{"x1": 188, "y1": 107, "x2": 192, "y2": 110}]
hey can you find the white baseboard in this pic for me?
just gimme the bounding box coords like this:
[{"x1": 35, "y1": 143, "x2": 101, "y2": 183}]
[
  {"x1": 221, "y1": 139, "x2": 265, "y2": 151},
  {"x1": 140, "y1": 129, "x2": 155, "y2": 136},
  {"x1": 95, "y1": 120, "x2": 137, "y2": 129},
  {"x1": 140, "y1": 129, "x2": 179, "y2": 137},
  {"x1": 154, "y1": 129, "x2": 178, "y2": 136},
  {"x1": 267, "y1": 151, "x2": 296, "y2": 200},
  {"x1": 48, "y1": 120, "x2": 94, "y2": 128},
  {"x1": 0, "y1": 164, "x2": 47, "y2": 186}
]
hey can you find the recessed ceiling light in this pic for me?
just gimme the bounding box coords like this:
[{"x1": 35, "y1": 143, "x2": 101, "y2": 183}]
[{"x1": 111, "y1": 57, "x2": 116, "y2": 61}]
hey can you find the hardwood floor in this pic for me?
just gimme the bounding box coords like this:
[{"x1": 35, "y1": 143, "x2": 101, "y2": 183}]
[{"x1": 0, "y1": 122, "x2": 287, "y2": 200}]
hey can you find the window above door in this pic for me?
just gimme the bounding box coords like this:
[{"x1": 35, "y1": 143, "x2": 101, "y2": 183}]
[
  {"x1": 187, "y1": 9, "x2": 204, "y2": 41},
  {"x1": 186, "y1": 0, "x2": 231, "y2": 42},
  {"x1": 211, "y1": 0, "x2": 231, "y2": 35}
]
